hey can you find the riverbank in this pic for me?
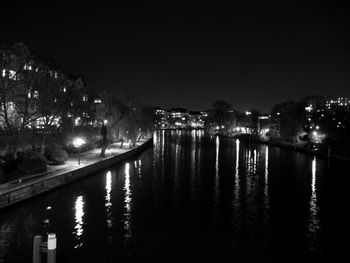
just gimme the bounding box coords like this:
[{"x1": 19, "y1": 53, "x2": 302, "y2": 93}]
[
  {"x1": 0, "y1": 137, "x2": 153, "y2": 210},
  {"x1": 223, "y1": 134, "x2": 350, "y2": 161}
]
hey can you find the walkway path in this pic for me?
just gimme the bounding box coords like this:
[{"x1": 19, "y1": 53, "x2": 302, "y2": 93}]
[{"x1": 0, "y1": 138, "x2": 150, "y2": 195}]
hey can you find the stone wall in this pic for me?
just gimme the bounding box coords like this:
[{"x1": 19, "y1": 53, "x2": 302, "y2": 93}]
[{"x1": 0, "y1": 139, "x2": 152, "y2": 210}]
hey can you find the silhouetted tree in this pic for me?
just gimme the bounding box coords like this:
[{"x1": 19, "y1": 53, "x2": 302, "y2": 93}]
[
  {"x1": 271, "y1": 100, "x2": 304, "y2": 141},
  {"x1": 207, "y1": 100, "x2": 232, "y2": 130}
]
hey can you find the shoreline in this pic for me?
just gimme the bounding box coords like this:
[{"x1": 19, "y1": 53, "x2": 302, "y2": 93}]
[
  {"x1": 0, "y1": 138, "x2": 153, "y2": 210},
  {"x1": 222, "y1": 134, "x2": 350, "y2": 161}
]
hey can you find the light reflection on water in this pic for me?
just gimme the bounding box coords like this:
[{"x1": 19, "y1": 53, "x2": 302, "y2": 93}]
[
  {"x1": 264, "y1": 146, "x2": 269, "y2": 210},
  {"x1": 234, "y1": 139, "x2": 240, "y2": 210},
  {"x1": 0, "y1": 130, "x2": 339, "y2": 262},
  {"x1": 246, "y1": 148, "x2": 252, "y2": 195},
  {"x1": 123, "y1": 163, "x2": 132, "y2": 242},
  {"x1": 253, "y1": 149, "x2": 257, "y2": 174},
  {"x1": 105, "y1": 171, "x2": 113, "y2": 232},
  {"x1": 214, "y1": 136, "x2": 220, "y2": 208},
  {"x1": 74, "y1": 195, "x2": 85, "y2": 249},
  {"x1": 215, "y1": 136, "x2": 219, "y2": 178},
  {"x1": 308, "y1": 157, "x2": 321, "y2": 252}
]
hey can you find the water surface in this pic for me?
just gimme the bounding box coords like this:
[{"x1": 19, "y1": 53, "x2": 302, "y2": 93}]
[{"x1": 0, "y1": 130, "x2": 348, "y2": 262}]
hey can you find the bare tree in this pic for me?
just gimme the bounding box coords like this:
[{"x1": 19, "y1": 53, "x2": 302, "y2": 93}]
[
  {"x1": 33, "y1": 68, "x2": 70, "y2": 153},
  {"x1": 0, "y1": 43, "x2": 39, "y2": 156}
]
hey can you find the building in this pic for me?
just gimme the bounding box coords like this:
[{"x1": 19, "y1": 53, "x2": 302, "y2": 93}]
[
  {"x1": 189, "y1": 111, "x2": 206, "y2": 128},
  {"x1": 155, "y1": 108, "x2": 207, "y2": 129},
  {"x1": 305, "y1": 96, "x2": 350, "y2": 132},
  {"x1": 1, "y1": 42, "x2": 91, "y2": 131}
]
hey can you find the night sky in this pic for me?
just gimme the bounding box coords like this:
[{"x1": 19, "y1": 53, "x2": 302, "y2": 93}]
[{"x1": 1, "y1": 1, "x2": 349, "y2": 112}]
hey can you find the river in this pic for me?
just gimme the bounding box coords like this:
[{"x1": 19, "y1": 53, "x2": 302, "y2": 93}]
[{"x1": 0, "y1": 130, "x2": 348, "y2": 262}]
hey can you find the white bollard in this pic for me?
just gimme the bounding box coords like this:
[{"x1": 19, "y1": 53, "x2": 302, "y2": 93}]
[
  {"x1": 47, "y1": 233, "x2": 56, "y2": 250},
  {"x1": 47, "y1": 233, "x2": 56, "y2": 263}
]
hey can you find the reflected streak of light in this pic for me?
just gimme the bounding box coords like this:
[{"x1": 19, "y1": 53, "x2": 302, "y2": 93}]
[
  {"x1": 265, "y1": 147, "x2": 269, "y2": 185},
  {"x1": 124, "y1": 163, "x2": 132, "y2": 240},
  {"x1": 153, "y1": 131, "x2": 160, "y2": 168},
  {"x1": 191, "y1": 137, "x2": 196, "y2": 176},
  {"x1": 216, "y1": 136, "x2": 219, "y2": 178},
  {"x1": 74, "y1": 195, "x2": 85, "y2": 248},
  {"x1": 196, "y1": 143, "x2": 201, "y2": 177},
  {"x1": 248, "y1": 149, "x2": 251, "y2": 174},
  {"x1": 190, "y1": 131, "x2": 197, "y2": 210},
  {"x1": 162, "y1": 131, "x2": 165, "y2": 174},
  {"x1": 264, "y1": 146, "x2": 269, "y2": 210},
  {"x1": 253, "y1": 149, "x2": 257, "y2": 174},
  {"x1": 106, "y1": 171, "x2": 112, "y2": 204},
  {"x1": 310, "y1": 157, "x2": 318, "y2": 219},
  {"x1": 153, "y1": 131, "x2": 157, "y2": 145},
  {"x1": 308, "y1": 157, "x2": 321, "y2": 251},
  {"x1": 234, "y1": 139, "x2": 240, "y2": 205},
  {"x1": 246, "y1": 148, "x2": 252, "y2": 194},
  {"x1": 214, "y1": 136, "x2": 220, "y2": 207},
  {"x1": 105, "y1": 171, "x2": 112, "y2": 229},
  {"x1": 138, "y1": 160, "x2": 142, "y2": 177},
  {"x1": 311, "y1": 157, "x2": 316, "y2": 196},
  {"x1": 175, "y1": 143, "x2": 179, "y2": 180},
  {"x1": 198, "y1": 130, "x2": 203, "y2": 139}
]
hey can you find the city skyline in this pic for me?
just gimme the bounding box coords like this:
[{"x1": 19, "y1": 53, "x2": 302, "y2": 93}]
[{"x1": 1, "y1": 2, "x2": 349, "y2": 112}]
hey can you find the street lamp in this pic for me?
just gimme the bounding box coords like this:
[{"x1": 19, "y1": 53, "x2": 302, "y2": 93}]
[{"x1": 73, "y1": 137, "x2": 86, "y2": 165}]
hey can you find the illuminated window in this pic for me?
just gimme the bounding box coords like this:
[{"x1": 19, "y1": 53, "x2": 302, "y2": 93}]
[
  {"x1": 9, "y1": 70, "x2": 16, "y2": 80},
  {"x1": 75, "y1": 117, "x2": 81, "y2": 126},
  {"x1": 24, "y1": 64, "x2": 32, "y2": 71}
]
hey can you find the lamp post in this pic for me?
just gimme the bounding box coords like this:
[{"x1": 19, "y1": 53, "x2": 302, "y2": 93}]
[{"x1": 73, "y1": 137, "x2": 86, "y2": 165}]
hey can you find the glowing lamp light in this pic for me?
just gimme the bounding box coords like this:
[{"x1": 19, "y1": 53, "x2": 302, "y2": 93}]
[
  {"x1": 73, "y1": 137, "x2": 86, "y2": 148},
  {"x1": 305, "y1": 106, "x2": 313, "y2": 112},
  {"x1": 312, "y1": 131, "x2": 318, "y2": 137},
  {"x1": 258, "y1": 116, "x2": 269, "y2": 120},
  {"x1": 246, "y1": 111, "x2": 252, "y2": 115},
  {"x1": 103, "y1": 119, "x2": 108, "y2": 125}
]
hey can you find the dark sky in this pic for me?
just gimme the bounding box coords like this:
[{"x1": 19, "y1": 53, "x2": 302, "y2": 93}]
[{"x1": 1, "y1": 1, "x2": 350, "y2": 112}]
